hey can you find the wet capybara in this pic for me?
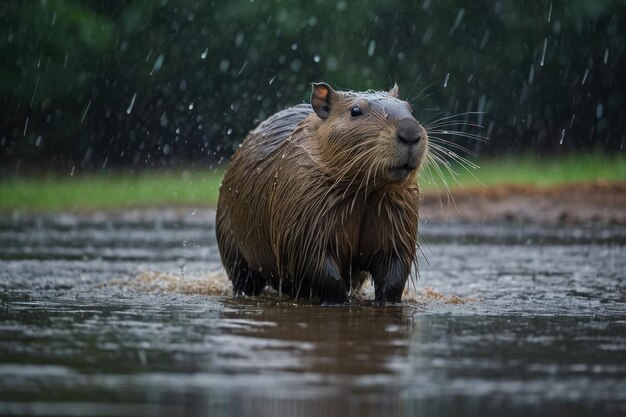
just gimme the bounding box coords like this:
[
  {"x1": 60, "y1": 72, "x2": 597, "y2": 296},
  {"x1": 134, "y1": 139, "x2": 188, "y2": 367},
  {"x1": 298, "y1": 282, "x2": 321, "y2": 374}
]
[{"x1": 216, "y1": 82, "x2": 428, "y2": 304}]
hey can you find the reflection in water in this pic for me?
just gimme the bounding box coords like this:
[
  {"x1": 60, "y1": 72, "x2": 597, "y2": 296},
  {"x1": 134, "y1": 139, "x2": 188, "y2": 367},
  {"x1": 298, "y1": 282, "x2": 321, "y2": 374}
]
[
  {"x1": 1, "y1": 211, "x2": 625, "y2": 416},
  {"x1": 218, "y1": 300, "x2": 418, "y2": 417}
]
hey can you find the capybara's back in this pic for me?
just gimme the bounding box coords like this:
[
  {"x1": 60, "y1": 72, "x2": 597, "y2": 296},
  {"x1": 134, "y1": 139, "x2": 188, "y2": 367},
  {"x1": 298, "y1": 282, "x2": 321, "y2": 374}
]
[{"x1": 216, "y1": 82, "x2": 428, "y2": 304}]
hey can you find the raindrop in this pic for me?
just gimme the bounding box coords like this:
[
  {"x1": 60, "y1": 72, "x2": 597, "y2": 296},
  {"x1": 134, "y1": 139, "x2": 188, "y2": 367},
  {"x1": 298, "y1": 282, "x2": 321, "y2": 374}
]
[
  {"x1": 367, "y1": 40, "x2": 376, "y2": 57},
  {"x1": 269, "y1": 75, "x2": 276, "y2": 85},
  {"x1": 176, "y1": 127, "x2": 180, "y2": 134},
  {"x1": 547, "y1": 3, "x2": 552, "y2": 22},
  {"x1": 581, "y1": 69, "x2": 589, "y2": 85},
  {"x1": 188, "y1": 102, "x2": 194, "y2": 110},
  {"x1": 596, "y1": 102, "x2": 603, "y2": 119},
  {"x1": 127, "y1": 93, "x2": 137, "y2": 114},
  {"x1": 80, "y1": 99, "x2": 92, "y2": 124},
  {"x1": 291, "y1": 43, "x2": 298, "y2": 51},
  {"x1": 35, "y1": 136, "x2": 42, "y2": 146},
  {"x1": 235, "y1": 32, "x2": 245, "y2": 47},
  {"x1": 162, "y1": 144, "x2": 170, "y2": 155},
  {"x1": 227, "y1": 128, "x2": 233, "y2": 135},
  {"x1": 443, "y1": 73, "x2": 450, "y2": 87},
  {"x1": 479, "y1": 30, "x2": 490, "y2": 49},
  {"x1": 540, "y1": 38, "x2": 547, "y2": 66},
  {"x1": 219, "y1": 59, "x2": 229, "y2": 73},
  {"x1": 290, "y1": 59, "x2": 301, "y2": 72},
  {"x1": 160, "y1": 112, "x2": 168, "y2": 127},
  {"x1": 30, "y1": 76, "x2": 39, "y2": 108},
  {"x1": 559, "y1": 128, "x2": 565, "y2": 144},
  {"x1": 528, "y1": 64, "x2": 535, "y2": 85},
  {"x1": 70, "y1": 166, "x2": 75, "y2": 176},
  {"x1": 23, "y1": 116, "x2": 29, "y2": 136},
  {"x1": 453, "y1": 8, "x2": 465, "y2": 28},
  {"x1": 200, "y1": 48, "x2": 208, "y2": 60},
  {"x1": 152, "y1": 54, "x2": 164, "y2": 73},
  {"x1": 313, "y1": 54, "x2": 320, "y2": 63},
  {"x1": 603, "y1": 48, "x2": 609, "y2": 64},
  {"x1": 236, "y1": 60, "x2": 248, "y2": 77}
]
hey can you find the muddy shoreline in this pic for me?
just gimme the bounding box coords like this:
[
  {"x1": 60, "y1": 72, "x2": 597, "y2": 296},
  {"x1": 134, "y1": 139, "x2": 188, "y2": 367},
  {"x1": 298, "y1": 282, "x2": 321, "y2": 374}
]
[{"x1": 421, "y1": 181, "x2": 626, "y2": 225}]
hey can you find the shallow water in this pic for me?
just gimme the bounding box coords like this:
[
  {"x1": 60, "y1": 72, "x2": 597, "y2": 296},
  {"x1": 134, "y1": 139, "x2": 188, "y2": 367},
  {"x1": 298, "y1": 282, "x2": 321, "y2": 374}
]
[{"x1": 1, "y1": 209, "x2": 625, "y2": 416}]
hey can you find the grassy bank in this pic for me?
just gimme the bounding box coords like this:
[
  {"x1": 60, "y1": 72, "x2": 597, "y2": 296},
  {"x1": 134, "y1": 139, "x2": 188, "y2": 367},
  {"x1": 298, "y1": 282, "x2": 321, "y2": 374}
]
[
  {"x1": 1, "y1": 154, "x2": 624, "y2": 212},
  {"x1": 419, "y1": 152, "x2": 626, "y2": 191},
  {"x1": 0, "y1": 169, "x2": 223, "y2": 212}
]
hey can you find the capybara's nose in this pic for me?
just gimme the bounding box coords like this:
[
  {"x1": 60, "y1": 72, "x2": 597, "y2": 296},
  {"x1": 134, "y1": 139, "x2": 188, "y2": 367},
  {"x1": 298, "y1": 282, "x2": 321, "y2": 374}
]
[{"x1": 396, "y1": 118, "x2": 422, "y2": 145}]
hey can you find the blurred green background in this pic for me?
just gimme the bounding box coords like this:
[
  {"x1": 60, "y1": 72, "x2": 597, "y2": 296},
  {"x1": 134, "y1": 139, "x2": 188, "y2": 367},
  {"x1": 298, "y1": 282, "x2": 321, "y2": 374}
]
[
  {"x1": 0, "y1": 0, "x2": 626, "y2": 211},
  {"x1": 1, "y1": 0, "x2": 625, "y2": 209}
]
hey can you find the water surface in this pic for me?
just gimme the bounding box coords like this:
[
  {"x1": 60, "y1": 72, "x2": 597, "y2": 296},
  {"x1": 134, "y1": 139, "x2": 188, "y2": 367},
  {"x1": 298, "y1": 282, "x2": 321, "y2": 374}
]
[{"x1": 1, "y1": 209, "x2": 625, "y2": 416}]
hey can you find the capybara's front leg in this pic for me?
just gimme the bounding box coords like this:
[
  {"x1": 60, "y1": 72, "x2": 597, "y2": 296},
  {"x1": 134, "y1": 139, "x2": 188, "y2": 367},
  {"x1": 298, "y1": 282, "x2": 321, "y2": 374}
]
[
  {"x1": 317, "y1": 255, "x2": 350, "y2": 306},
  {"x1": 371, "y1": 255, "x2": 409, "y2": 303}
]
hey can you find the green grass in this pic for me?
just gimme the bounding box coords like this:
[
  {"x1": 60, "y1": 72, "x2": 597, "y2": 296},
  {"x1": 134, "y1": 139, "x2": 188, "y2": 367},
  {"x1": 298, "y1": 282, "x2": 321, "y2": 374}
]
[
  {"x1": 0, "y1": 169, "x2": 223, "y2": 212},
  {"x1": 419, "y1": 152, "x2": 626, "y2": 192},
  {"x1": 1, "y1": 154, "x2": 624, "y2": 212}
]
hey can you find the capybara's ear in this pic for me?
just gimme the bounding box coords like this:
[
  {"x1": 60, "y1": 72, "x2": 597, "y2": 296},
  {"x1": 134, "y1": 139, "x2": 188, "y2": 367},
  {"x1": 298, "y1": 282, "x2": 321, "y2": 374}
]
[
  {"x1": 311, "y1": 82, "x2": 336, "y2": 119},
  {"x1": 389, "y1": 83, "x2": 399, "y2": 98}
]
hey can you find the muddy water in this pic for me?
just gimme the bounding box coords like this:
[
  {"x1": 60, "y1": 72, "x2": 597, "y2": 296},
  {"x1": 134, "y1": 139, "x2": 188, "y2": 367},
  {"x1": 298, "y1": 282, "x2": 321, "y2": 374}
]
[{"x1": 1, "y1": 209, "x2": 625, "y2": 416}]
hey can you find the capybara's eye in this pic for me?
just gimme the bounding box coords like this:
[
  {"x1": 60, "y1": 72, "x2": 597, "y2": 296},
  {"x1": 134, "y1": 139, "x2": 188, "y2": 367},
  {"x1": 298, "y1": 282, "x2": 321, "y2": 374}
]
[{"x1": 351, "y1": 106, "x2": 363, "y2": 117}]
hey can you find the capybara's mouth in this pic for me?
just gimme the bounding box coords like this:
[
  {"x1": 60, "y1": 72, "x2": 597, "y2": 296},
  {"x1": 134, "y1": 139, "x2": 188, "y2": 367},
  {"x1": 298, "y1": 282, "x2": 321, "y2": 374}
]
[
  {"x1": 390, "y1": 162, "x2": 417, "y2": 174},
  {"x1": 387, "y1": 162, "x2": 418, "y2": 181}
]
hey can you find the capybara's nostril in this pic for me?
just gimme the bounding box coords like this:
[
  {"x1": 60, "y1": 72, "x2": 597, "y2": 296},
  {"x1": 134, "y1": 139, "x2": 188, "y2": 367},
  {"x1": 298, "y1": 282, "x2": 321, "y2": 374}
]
[{"x1": 396, "y1": 118, "x2": 422, "y2": 145}]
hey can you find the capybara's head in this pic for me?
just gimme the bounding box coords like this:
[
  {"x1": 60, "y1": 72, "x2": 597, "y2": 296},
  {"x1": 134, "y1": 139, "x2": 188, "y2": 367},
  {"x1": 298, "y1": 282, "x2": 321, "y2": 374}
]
[{"x1": 310, "y1": 82, "x2": 428, "y2": 184}]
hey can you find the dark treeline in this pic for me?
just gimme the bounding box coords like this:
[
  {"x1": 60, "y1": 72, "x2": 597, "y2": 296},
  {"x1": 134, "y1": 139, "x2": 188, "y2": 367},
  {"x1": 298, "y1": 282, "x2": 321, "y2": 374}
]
[{"x1": 1, "y1": 0, "x2": 624, "y2": 171}]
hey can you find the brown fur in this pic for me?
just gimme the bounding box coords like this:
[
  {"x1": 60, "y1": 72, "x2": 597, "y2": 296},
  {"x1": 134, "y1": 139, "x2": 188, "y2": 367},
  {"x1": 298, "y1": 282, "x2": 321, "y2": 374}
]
[{"x1": 216, "y1": 83, "x2": 428, "y2": 304}]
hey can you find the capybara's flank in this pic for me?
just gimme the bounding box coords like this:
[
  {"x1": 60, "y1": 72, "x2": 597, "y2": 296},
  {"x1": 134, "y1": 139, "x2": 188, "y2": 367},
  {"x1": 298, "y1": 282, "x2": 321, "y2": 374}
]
[{"x1": 216, "y1": 82, "x2": 428, "y2": 304}]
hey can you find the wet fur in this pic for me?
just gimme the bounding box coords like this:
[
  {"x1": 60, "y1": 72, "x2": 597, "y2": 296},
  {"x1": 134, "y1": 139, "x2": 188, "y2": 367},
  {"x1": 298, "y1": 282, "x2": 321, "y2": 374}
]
[{"x1": 216, "y1": 86, "x2": 427, "y2": 304}]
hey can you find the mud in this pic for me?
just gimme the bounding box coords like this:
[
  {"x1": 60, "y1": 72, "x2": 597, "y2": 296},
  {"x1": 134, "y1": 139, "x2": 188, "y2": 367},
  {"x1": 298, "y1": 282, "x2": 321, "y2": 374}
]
[
  {"x1": 1, "y1": 209, "x2": 625, "y2": 416},
  {"x1": 421, "y1": 181, "x2": 626, "y2": 224}
]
